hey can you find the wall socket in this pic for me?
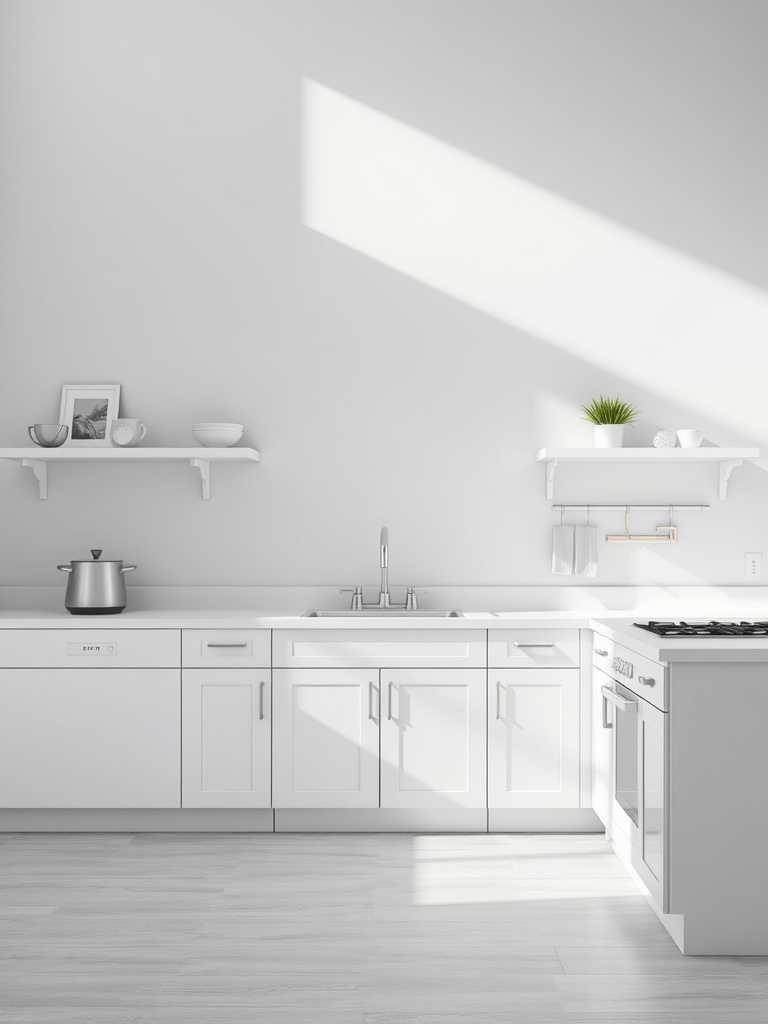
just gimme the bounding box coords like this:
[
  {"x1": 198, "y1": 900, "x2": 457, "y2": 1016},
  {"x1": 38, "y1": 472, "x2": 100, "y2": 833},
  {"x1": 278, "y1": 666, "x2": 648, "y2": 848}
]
[{"x1": 745, "y1": 552, "x2": 762, "y2": 580}]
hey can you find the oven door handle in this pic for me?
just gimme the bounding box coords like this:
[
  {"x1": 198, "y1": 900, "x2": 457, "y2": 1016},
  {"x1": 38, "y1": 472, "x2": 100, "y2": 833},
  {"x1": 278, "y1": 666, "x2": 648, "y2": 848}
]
[{"x1": 601, "y1": 685, "x2": 640, "y2": 713}]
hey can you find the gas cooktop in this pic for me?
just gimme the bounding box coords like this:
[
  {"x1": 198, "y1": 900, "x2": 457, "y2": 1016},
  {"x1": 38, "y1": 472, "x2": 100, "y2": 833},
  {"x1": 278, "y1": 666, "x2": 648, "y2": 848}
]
[{"x1": 634, "y1": 620, "x2": 768, "y2": 637}]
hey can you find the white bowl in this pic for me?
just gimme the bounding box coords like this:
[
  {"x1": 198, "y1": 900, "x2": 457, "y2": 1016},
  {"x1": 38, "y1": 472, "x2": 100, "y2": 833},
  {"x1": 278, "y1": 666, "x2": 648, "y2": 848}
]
[
  {"x1": 192, "y1": 423, "x2": 244, "y2": 447},
  {"x1": 676, "y1": 428, "x2": 704, "y2": 448}
]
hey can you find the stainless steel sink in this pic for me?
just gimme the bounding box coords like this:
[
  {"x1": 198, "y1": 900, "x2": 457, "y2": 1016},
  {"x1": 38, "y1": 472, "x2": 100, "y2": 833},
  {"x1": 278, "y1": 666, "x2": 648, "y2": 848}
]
[{"x1": 302, "y1": 609, "x2": 463, "y2": 618}]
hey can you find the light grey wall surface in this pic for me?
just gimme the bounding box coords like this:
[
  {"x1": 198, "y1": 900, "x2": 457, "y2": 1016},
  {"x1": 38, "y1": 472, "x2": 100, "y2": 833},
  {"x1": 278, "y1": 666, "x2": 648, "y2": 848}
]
[{"x1": 1, "y1": 1, "x2": 767, "y2": 588}]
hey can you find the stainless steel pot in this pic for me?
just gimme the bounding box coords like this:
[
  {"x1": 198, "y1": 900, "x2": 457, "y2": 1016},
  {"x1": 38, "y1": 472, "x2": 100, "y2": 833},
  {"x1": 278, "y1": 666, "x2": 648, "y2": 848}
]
[{"x1": 57, "y1": 549, "x2": 137, "y2": 615}]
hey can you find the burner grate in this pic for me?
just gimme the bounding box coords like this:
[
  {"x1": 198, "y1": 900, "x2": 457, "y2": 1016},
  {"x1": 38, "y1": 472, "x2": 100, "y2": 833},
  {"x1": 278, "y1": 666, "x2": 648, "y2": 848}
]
[{"x1": 634, "y1": 620, "x2": 768, "y2": 637}]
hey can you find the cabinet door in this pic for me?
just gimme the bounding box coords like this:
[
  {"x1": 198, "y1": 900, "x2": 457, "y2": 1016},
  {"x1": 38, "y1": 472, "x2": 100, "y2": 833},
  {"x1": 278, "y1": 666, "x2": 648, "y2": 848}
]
[
  {"x1": 182, "y1": 669, "x2": 271, "y2": 808},
  {"x1": 488, "y1": 669, "x2": 580, "y2": 809},
  {"x1": 380, "y1": 669, "x2": 486, "y2": 809},
  {"x1": 592, "y1": 666, "x2": 614, "y2": 829},
  {"x1": 272, "y1": 669, "x2": 379, "y2": 808},
  {"x1": 0, "y1": 669, "x2": 180, "y2": 808}
]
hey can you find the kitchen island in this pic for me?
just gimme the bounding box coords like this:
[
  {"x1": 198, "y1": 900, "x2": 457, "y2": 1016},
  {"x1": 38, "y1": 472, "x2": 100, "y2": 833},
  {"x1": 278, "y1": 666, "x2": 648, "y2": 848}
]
[{"x1": 590, "y1": 617, "x2": 768, "y2": 954}]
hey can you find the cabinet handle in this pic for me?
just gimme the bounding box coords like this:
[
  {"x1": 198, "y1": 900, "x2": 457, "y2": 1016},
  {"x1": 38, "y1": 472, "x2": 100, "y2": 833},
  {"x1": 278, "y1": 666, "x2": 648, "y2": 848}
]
[
  {"x1": 388, "y1": 681, "x2": 394, "y2": 721},
  {"x1": 206, "y1": 642, "x2": 248, "y2": 648},
  {"x1": 601, "y1": 685, "x2": 639, "y2": 713},
  {"x1": 602, "y1": 691, "x2": 612, "y2": 730},
  {"x1": 258, "y1": 680, "x2": 265, "y2": 720},
  {"x1": 595, "y1": 648, "x2": 608, "y2": 657},
  {"x1": 496, "y1": 680, "x2": 502, "y2": 721},
  {"x1": 368, "y1": 681, "x2": 377, "y2": 722},
  {"x1": 513, "y1": 642, "x2": 555, "y2": 648},
  {"x1": 638, "y1": 675, "x2": 656, "y2": 687}
]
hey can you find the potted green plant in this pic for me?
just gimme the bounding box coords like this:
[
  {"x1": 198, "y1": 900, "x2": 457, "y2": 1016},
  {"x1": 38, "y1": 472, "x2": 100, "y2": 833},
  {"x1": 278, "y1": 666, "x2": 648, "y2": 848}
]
[{"x1": 581, "y1": 395, "x2": 638, "y2": 448}]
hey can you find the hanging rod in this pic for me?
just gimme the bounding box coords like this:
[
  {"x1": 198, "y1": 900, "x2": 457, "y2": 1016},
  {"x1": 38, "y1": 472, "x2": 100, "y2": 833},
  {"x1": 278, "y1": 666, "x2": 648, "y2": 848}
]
[{"x1": 552, "y1": 504, "x2": 709, "y2": 512}]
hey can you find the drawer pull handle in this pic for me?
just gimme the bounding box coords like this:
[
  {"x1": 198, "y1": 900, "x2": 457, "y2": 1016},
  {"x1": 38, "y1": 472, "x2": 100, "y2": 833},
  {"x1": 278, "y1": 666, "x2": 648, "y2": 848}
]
[
  {"x1": 206, "y1": 642, "x2": 248, "y2": 649},
  {"x1": 513, "y1": 642, "x2": 555, "y2": 648},
  {"x1": 638, "y1": 675, "x2": 656, "y2": 687},
  {"x1": 595, "y1": 648, "x2": 608, "y2": 657},
  {"x1": 259, "y1": 681, "x2": 265, "y2": 720}
]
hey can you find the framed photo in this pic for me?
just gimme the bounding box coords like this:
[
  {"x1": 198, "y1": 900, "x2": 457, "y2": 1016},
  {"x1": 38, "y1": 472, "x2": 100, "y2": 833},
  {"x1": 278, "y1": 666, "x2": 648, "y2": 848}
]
[{"x1": 59, "y1": 384, "x2": 121, "y2": 447}]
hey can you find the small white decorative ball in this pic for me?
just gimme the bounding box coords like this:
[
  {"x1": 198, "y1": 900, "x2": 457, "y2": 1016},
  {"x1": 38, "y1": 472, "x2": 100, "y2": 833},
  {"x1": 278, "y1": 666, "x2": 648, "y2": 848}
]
[{"x1": 653, "y1": 429, "x2": 675, "y2": 448}]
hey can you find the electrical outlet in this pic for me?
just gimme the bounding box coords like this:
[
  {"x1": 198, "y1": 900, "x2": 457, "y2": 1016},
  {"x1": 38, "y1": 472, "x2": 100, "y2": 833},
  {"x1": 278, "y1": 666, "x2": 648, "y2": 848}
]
[{"x1": 745, "y1": 552, "x2": 762, "y2": 580}]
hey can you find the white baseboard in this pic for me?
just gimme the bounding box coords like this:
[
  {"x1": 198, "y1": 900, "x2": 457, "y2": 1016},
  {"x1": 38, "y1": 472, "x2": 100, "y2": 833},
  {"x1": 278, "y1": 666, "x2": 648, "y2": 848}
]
[
  {"x1": 489, "y1": 808, "x2": 603, "y2": 832},
  {"x1": 0, "y1": 809, "x2": 275, "y2": 832},
  {"x1": 275, "y1": 808, "x2": 489, "y2": 832}
]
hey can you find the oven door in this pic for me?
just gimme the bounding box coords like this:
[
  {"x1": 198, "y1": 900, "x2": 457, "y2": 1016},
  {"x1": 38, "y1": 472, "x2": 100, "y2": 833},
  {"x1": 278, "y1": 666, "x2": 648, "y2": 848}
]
[
  {"x1": 601, "y1": 680, "x2": 641, "y2": 848},
  {"x1": 601, "y1": 677, "x2": 668, "y2": 911}
]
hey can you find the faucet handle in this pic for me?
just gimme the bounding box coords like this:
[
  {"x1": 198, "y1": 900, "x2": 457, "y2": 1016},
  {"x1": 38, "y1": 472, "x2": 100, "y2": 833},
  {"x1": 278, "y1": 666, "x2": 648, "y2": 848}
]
[
  {"x1": 340, "y1": 587, "x2": 363, "y2": 610},
  {"x1": 405, "y1": 587, "x2": 429, "y2": 611}
]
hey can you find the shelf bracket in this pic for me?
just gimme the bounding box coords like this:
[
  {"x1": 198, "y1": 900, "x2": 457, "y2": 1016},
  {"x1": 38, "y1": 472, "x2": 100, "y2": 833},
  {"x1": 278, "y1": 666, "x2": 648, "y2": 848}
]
[
  {"x1": 190, "y1": 458, "x2": 211, "y2": 500},
  {"x1": 22, "y1": 458, "x2": 47, "y2": 500},
  {"x1": 545, "y1": 459, "x2": 557, "y2": 500},
  {"x1": 719, "y1": 458, "x2": 742, "y2": 500}
]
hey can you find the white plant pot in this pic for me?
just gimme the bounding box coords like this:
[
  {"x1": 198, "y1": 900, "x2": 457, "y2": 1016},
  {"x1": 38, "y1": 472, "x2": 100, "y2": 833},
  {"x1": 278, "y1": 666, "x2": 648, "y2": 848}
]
[{"x1": 593, "y1": 424, "x2": 625, "y2": 448}]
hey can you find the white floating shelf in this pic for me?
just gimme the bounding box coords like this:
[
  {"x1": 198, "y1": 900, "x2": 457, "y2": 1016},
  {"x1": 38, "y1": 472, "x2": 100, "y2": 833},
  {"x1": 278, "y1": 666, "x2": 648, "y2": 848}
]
[
  {"x1": 0, "y1": 447, "x2": 261, "y2": 500},
  {"x1": 536, "y1": 447, "x2": 760, "y2": 500}
]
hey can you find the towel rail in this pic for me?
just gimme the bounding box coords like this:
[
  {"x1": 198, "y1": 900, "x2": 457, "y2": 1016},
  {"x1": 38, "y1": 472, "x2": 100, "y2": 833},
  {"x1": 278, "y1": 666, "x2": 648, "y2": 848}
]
[{"x1": 552, "y1": 504, "x2": 709, "y2": 512}]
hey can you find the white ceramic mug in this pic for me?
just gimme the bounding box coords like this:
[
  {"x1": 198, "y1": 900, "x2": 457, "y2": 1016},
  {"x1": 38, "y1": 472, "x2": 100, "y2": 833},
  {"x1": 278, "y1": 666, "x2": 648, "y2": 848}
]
[
  {"x1": 111, "y1": 419, "x2": 148, "y2": 447},
  {"x1": 676, "y1": 428, "x2": 704, "y2": 448}
]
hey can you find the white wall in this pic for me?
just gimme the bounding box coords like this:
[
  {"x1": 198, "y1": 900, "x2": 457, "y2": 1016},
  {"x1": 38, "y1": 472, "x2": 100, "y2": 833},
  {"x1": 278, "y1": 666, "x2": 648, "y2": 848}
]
[{"x1": 1, "y1": 0, "x2": 767, "y2": 589}]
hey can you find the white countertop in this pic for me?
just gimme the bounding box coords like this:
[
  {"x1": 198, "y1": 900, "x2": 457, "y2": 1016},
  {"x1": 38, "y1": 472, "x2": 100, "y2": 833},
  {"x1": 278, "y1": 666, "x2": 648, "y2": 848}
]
[
  {"x1": 3, "y1": 587, "x2": 768, "y2": 653},
  {"x1": 0, "y1": 608, "x2": 599, "y2": 629}
]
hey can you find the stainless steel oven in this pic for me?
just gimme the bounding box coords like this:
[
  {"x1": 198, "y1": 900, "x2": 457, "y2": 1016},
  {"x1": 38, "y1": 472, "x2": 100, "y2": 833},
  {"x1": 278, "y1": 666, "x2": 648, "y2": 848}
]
[{"x1": 594, "y1": 639, "x2": 668, "y2": 911}]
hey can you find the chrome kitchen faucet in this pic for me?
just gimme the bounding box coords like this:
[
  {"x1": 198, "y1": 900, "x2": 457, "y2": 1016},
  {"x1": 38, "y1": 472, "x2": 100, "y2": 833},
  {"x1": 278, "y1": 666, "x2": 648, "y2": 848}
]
[
  {"x1": 339, "y1": 527, "x2": 428, "y2": 611},
  {"x1": 379, "y1": 526, "x2": 390, "y2": 608}
]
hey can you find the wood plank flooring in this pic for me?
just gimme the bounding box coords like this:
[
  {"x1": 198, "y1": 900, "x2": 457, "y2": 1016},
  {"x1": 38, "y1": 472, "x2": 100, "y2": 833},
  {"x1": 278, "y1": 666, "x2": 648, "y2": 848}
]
[{"x1": 1, "y1": 832, "x2": 766, "y2": 1022}]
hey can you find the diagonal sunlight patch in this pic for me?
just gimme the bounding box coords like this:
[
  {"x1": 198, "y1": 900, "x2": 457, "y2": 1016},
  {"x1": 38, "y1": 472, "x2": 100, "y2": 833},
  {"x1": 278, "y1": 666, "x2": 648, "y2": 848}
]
[
  {"x1": 303, "y1": 80, "x2": 768, "y2": 444},
  {"x1": 409, "y1": 836, "x2": 637, "y2": 906}
]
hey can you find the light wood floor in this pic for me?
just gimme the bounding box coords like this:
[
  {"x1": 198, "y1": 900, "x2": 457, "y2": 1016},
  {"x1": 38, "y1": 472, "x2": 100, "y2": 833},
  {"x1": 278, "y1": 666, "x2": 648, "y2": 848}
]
[{"x1": 1, "y1": 832, "x2": 767, "y2": 1022}]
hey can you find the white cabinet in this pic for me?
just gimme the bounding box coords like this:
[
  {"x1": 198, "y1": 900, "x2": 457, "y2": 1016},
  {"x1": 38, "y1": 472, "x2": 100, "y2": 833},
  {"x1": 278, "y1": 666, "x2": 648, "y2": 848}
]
[
  {"x1": 182, "y1": 669, "x2": 271, "y2": 808},
  {"x1": 0, "y1": 668, "x2": 180, "y2": 808},
  {"x1": 272, "y1": 665, "x2": 487, "y2": 810},
  {"x1": 380, "y1": 669, "x2": 486, "y2": 809},
  {"x1": 181, "y1": 629, "x2": 272, "y2": 809},
  {"x1": 488, "y1": 657, "x2": 581, "y2": 809},
  {"x1": 272, "y1": 669, "x2": 380, "y2": 808}
]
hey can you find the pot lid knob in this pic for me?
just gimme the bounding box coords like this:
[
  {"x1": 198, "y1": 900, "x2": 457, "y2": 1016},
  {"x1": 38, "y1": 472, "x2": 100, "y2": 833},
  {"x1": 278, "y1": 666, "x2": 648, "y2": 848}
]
[{"x1": 91, "y1": 549, "x2": 102, "y2": 560}]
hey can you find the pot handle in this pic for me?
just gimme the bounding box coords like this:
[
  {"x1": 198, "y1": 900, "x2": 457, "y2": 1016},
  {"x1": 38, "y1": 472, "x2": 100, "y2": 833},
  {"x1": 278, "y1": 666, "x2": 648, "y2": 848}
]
[
  {"x1": 121, "y1": 565, "x2": 137, "y2": 573},
  {"x1": 56, "y1": 565, "x2": 72, "y2": 573}
]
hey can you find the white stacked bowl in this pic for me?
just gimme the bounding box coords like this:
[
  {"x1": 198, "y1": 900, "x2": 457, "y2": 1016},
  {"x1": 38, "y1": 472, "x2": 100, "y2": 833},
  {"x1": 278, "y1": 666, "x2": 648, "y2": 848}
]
[{"x1": 192, "y1": 423, "x2": 244, "y2": 447}]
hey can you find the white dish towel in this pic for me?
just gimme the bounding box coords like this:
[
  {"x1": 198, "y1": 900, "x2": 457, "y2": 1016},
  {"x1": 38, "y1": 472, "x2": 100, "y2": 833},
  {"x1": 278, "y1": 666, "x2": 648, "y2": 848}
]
[
  {"x1": 552, "y1": 525, "x2": 575, "y2": 575},
  {"x1": 574, "y1": 524, "x2": 598, "y2": 577}
]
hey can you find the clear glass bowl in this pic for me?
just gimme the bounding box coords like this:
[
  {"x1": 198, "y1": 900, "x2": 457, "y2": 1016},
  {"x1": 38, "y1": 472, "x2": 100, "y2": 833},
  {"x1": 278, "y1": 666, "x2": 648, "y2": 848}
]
[{"x1": 28, "y1": 424, "x2": 68, "y2": 447}]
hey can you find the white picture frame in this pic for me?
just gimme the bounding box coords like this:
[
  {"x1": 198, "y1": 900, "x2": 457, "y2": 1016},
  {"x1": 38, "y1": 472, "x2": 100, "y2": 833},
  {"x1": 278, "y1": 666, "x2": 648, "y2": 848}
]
[{"x1": 59, "y1": 384, "x2": 121, "y2": 447}]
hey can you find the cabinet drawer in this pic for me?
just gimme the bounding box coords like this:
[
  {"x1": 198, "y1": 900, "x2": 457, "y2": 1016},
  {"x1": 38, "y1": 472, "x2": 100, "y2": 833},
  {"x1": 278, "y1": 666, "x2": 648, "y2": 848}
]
[
  {"x1": 0, "y1": 629, "x2": 179, "y2": 668},
  {"x1": 182, "y1": 629, "x2": 271, "y2": 668},
  {"x1": 272, "y1": 629, "x2": 486, "y2": 668},
  {"x1": 488, "y1": 629, "x2": 579, "y2": 669}
]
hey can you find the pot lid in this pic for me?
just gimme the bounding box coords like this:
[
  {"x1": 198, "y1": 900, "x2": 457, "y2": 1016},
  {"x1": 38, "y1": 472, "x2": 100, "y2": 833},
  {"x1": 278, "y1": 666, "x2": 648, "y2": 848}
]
[{"x1": 66, "y1": 549, "x2": 125, "y2": 563}]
